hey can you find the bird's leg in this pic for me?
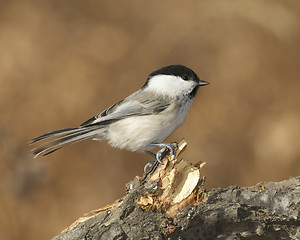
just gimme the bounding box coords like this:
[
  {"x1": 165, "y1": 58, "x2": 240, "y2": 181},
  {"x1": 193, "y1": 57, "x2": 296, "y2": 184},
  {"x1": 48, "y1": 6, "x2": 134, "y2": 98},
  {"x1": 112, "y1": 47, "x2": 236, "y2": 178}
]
[
  {"x1": 143, "y1": 143, "x2": 178, "y2": 174},
  {"x1": 146, "y1": 150, "x2": 163, "y2": 164},
  {"x1": 149, "y1": 142, "x2": 178, "y2": 162},
  {"x1": 145, "y1": 150, "x2": 157, "y2": 160},
  {"x1": 144, "y1": 151, "x2": 159, "y2": 173}
]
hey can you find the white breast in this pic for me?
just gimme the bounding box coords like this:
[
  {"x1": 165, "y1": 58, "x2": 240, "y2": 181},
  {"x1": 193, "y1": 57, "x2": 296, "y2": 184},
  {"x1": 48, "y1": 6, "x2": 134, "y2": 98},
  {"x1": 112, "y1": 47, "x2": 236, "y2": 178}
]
[{"x1": 106, "y1": 100, "x2": 192, "y2": 152}]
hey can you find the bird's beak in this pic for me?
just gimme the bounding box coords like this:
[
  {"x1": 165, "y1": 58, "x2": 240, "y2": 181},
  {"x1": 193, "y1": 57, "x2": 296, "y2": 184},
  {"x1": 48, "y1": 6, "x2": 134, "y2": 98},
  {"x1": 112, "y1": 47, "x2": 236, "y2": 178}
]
[{"x1": 198, "y1": 80, "x2": 209, "y2": 86}]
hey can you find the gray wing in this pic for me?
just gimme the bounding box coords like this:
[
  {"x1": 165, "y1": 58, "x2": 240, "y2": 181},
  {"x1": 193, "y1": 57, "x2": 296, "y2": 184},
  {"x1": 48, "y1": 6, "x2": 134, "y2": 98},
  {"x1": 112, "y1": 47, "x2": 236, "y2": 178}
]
[
  {"x1": 80, "y1": 90, "x2": 172, "y2": 126},
  {"x1": 30, "y1": 91, "x2": 172, "y2": 157}
]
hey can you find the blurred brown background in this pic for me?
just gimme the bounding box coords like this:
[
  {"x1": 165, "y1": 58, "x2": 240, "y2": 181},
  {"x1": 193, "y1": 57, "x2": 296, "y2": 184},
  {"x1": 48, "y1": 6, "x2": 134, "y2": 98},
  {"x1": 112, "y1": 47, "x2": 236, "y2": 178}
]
[{"x1": 0, "y1": 0, "x2": 299, "y2": 239}]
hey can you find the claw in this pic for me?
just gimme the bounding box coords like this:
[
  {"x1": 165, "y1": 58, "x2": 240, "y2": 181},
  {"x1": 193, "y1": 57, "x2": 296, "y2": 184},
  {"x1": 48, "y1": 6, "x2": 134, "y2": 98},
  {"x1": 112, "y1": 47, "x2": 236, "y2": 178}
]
[
  {"x1": 168, "y1": 143, "x2": 177, "y2": 159},
  {"x1": 148, "y1": 142, "x2": 178, "y2": 162},
  {"x1": 144, "y1": 142, "x2": 178, "y2": 174},
  {"x1": 144, "y1": 160, "x2": 155, "y2": 173},
  {"x1": 162, "y1": 142, "x2": 178, "y2": 160},
  {"x1": 172, "y1": 142, "x2": 178, "y2": 151},
  {"x1": 156, "y1": 148, "x2": 166, "y2": 164}
]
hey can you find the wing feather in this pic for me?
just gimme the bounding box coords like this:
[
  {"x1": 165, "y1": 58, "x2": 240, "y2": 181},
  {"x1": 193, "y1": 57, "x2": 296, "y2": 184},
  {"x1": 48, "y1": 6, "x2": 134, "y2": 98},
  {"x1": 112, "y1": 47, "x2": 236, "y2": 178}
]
[{"x1": 81, "y1": 91, "x2": 172, "y2": 126}]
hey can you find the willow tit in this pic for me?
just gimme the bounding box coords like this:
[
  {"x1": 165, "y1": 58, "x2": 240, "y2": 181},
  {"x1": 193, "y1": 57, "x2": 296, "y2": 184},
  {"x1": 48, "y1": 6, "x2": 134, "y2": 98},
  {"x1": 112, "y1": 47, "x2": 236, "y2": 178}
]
[{"x1": 30, "y1": 65, "x2": 208, "y2": 167}]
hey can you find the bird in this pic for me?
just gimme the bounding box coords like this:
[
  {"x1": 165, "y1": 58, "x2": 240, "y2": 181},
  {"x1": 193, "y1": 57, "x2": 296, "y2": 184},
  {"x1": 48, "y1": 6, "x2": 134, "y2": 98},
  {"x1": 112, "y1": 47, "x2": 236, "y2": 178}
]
[{"x1": 30, "y1": 65, "x2": 208, "y2": 170}]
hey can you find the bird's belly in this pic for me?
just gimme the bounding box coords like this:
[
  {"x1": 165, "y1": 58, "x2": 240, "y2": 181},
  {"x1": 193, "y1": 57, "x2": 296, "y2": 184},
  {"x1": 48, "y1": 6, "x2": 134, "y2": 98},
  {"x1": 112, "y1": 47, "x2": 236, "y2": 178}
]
[{"x1": 107, "y1": 113, "x2": 185, "y2": 152}]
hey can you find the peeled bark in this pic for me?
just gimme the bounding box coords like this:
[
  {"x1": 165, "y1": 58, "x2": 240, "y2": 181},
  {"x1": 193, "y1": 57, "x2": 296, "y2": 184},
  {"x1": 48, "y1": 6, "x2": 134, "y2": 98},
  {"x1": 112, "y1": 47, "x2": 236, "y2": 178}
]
[{"x1": 52, "y1": 140, "x2": 300, "y2": 240}]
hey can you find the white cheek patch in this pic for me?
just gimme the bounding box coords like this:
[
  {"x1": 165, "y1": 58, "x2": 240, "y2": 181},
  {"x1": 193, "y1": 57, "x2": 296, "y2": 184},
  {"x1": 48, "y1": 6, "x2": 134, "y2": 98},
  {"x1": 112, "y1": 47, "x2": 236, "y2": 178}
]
[{"x1": 146, "y1": 75, "x2": 194, "y2": 97}]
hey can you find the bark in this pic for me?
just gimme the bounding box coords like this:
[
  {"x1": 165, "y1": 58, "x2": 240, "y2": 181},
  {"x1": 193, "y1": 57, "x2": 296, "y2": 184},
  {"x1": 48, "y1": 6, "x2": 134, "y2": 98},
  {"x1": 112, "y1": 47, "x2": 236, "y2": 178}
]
[{"x1": 52, "y1": 140, "x2": 300, "y2": 240}]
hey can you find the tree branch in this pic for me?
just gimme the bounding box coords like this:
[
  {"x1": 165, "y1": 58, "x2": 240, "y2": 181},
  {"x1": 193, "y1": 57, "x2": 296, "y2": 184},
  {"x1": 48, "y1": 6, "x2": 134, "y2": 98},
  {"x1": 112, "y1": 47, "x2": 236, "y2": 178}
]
[{"x1": 52, "y1": 140, "x2": 300, "y2": 240}]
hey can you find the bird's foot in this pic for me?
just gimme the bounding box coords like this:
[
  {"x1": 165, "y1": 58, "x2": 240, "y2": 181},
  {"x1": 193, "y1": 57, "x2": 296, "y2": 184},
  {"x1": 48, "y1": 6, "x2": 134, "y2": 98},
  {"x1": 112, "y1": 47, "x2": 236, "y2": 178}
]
[
  {"x1": 155, "y1": 142, "x2": 178, "y2": 162},
  {"x1": 143, "y1": 160, "x2": 156, "y2": 173},
  {"x1": 144, "y1": 143, "x2": 178, "y2": 174},
  {"x1": 148, "y1": 142, "x2": 178, "y2": 162}
]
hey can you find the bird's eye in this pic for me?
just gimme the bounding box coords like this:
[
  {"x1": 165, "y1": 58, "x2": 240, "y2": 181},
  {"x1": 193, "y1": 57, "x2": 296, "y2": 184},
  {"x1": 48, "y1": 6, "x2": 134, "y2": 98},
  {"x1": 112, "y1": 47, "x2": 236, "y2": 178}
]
[{"x1": 182, "y1": 75, "x2": 189, "y2": 81}]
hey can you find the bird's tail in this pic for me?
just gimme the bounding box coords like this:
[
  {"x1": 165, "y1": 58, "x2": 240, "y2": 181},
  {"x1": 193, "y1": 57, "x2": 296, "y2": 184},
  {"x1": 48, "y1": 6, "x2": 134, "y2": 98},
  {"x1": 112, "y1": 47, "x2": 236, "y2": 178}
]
[{"x1": 30, "y1": 125, "x2": 104, "y2": 158}]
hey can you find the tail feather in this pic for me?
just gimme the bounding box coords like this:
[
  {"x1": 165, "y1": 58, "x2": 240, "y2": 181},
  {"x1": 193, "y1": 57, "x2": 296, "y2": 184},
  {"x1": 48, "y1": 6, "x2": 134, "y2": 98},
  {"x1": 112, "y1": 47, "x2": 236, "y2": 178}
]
[
  {"x1": 30, "y1": 128, "x2": 78, "y2": 144},
  {"x1": 42, "y1": 135, "x2": 91, "y2": 157},
  {"x1": 31, "y1": 127, "x2": 95, "y2": 151},
  {"x1": 30, "y1": 126, "x2": 103, "y2": 158}
]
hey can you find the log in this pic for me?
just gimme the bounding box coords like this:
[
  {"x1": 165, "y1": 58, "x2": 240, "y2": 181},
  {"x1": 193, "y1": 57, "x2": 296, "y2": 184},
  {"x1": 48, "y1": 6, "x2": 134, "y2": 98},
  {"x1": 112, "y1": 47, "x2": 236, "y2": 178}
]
[{"x1": 52, "y1": 140, "x2": 300, "y2": 240}]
